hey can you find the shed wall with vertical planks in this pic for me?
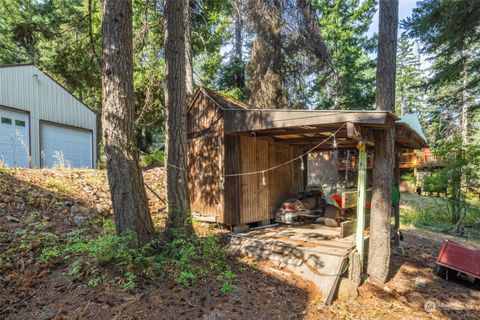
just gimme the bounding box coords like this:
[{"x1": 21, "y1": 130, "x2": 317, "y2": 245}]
[{"x1": 187, "y1": 88, "x2": 306, "y2": 226}]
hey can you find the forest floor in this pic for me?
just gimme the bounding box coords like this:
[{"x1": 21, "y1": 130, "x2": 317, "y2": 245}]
[{"x1": 0, "y1": 168, "x2": 479, "y2": 320}]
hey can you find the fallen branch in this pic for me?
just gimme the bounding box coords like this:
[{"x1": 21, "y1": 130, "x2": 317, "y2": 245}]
[
  {"x1": 0, "y1": 284, "x2": 44, "y2": 316},
  {"x1": 463, "y1": 220, "x2": 480, "y2": 228},
  {"x1": 144, "y1": 183, "x2": 167, "y2": 206}
]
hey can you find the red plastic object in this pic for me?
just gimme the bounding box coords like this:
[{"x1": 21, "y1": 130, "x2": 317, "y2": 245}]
[
  {"x1": 330, "y1": 194, "x2": 371, "y2": 209},
  {"x1": 436, "y1": 240, "x2": 480, "y2": 279},
  {"x1": 281, "y1": 203, "x2": 296, "y2": 211},
  {"x1": 331, "y1": 194, "x2": 342, "y2": 207}
]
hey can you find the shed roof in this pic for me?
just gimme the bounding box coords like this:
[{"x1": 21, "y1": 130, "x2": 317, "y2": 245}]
[{"x1": 190, "y1": 87, "x2": 428, "y2": 150}]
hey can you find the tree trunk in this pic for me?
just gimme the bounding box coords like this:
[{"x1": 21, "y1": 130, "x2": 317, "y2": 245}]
[
  {"x1": 461, "y1": 58, "x2": 469, "y2": 148},
  {"x1": 101, "y1": 0, "x2": 155, "y2": 246},
  {"x1": 458, "y1": 61, "x2": 468, "y2": 227},
  {"x1": 234, "y1": 0, "x2": 245, "y2": 89},
  {"x1": 367, "y1": 0, "x2": 398, "y2": 284},
  {"x1": 164, "y1": 0, "x2": 193, "y2": 238},
  {"x1": 296, "y1": 0, "x2": 332, "y2": 64},
  {"x1": 185, "y1": 0, "x2": 194, "y2": 102},
  {"x1": 247, "y1": 0, "x2": 284, "y2": 109}
]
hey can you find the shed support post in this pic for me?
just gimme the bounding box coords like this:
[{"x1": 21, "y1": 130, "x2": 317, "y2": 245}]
[
  {"x1": 355, "y1": 142, "x2": 367, "y2": 264},
  {"x1": 302, "y1": 153, "x2": 308, "y2": 189}
]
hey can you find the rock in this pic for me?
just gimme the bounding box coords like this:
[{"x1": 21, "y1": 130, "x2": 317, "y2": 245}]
[
  {"x1": 6, "y1": 215, "x2": 20, "y2": 223},
  {"x1": 336, "y1": 278, "x2": 359, "y2": 301},
  {"x1": 64, "y1": 200, "x2": 74, "y2": 207},
  {"x1": 73, "y1": 215, "x2": 88, "y2": 226},
  {"x1": 96, "y1": 204, "x2": 107, "y2": 216},
  {"x1": 415, "y1": 276, "x2": 427, "y2": 288},
  {"x1": 383, "y1": 285, "x2": 392, "y2": 293},
  {"x1": 393, "y1": 245, "x2": 405, "y2": 256},
  {"x1": 70, "y1": 205, "x2": 80, "y2": 214}
]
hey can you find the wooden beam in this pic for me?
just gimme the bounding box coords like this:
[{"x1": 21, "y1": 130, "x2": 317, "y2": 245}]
[
  {"x1": 347, "y1": 122, "x2": 362, "y2": 140},
  {"x1": 355, "y1": 142, "x2": 367, "y2": 265},
  {"x1": 273, "y1": 136, "x2": 346, "y2": 144},
  {"x1": 224, "y1": 109, "x2": 391, "y2": 133},
  {"x1": 254, "y1": 126, "x2": 341, "y2": 137}
]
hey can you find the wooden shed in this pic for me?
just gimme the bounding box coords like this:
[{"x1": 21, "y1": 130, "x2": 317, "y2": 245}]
[{"x1": 187, "y1": 87, "x2": 427, "y2": 227}]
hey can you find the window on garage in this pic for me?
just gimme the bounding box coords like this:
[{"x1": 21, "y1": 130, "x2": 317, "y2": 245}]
[
  {"x1": 15, "y1": 120, "x2": 26, "y2": 127},
  {"x1": 1, "y1": 117, "x2": 12, "y2": 124}
]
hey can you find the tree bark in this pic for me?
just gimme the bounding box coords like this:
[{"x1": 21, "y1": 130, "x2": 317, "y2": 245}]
[
  {"x1": 233, "y1": 0, "x2": 245, "y2": 89},
  {"x1": 367, "y1": 0, "x2": 398, "y2": 284},
  {"x1": 101, "y1": 0, "x2": 155, "y2": 246},
  {"x1": 247, "y1": 0, "x2": 284, "y2": 109},
  {"x1": 164, "y1": 0, "x2": 193, "y2": 238},
  {"x1": 296, "y1": 0, "x2": 332, "y2": 65},
  {"x1": 185, "y1": 0, "x2": 194, "y2": 102}
]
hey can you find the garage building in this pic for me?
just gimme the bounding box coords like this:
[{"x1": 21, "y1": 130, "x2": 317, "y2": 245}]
[{"x1": 0, "y1": 64, "x2": 98, "y2": 168}]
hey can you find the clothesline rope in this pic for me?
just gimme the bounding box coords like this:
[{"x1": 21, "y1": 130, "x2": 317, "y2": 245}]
[{"x1": 166, "y1": 123, "x2": 347, "y2": 178}]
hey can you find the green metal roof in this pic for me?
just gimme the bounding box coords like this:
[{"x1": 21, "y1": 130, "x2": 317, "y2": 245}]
[{"x1": 397, "y1": 114, "x2": 428, "y2": 144}]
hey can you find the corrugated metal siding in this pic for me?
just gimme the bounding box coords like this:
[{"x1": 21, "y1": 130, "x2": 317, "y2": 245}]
[{"x1": 0, "y1": 65, "x2": 97, "y2": 168}]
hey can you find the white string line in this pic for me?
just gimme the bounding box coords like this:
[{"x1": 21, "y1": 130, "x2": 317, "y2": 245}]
[
  {"x1": 225, "y1": 123, "x2": 347, "y2": 177},
  {"x1": 166, "y1": 123, "x2": 347, "y2": 178}
]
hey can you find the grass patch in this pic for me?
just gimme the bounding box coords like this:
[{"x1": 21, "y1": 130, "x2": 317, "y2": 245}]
[
  {"x1": 45, "y1": 177, "x2": 74, "y2": 194},
  {"x1": 399, "y1": 192, "x2": 480, "y2": 239}
]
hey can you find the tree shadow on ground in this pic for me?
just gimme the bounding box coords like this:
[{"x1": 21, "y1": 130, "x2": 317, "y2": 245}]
[
  {"x1": 365, "y1": 229, "x2": 480, "y2": 320},
  {"x1": 0, "y1": 169, "x2": 312, "y2": 320}
]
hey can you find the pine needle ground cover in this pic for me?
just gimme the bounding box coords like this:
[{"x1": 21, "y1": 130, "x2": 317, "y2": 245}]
[{"x1": 0, "y1": 168, "x2": 479, "y2": 319}]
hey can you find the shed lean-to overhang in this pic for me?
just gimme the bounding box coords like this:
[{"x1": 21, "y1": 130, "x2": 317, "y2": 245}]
[{"x1": 189, "y1": 87, "x2": 428, "y2": 150}]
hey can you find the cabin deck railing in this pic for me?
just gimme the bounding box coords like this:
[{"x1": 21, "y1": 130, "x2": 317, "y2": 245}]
[{"x1": 336, "y1": 149, "x2": 441, "y2": 171}]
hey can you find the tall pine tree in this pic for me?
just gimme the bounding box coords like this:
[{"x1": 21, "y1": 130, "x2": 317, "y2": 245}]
[
  {"x1": 312, "y1": 0, "x2": 377, "y2": 110},
  {"x1": 395, "y1": 35, "x2": 425, "y2": 116}
]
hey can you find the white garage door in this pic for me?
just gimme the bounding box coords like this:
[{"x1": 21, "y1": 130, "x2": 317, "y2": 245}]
[
  {"x1": 0, "y1": 108, "x2": 30, "y2": 167},
  {"x1": 41, "y1": 123, "x2": 93, "y2": 168}
]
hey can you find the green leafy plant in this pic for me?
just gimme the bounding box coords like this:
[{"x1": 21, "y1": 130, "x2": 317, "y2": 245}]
[
  {"x1": 423, "y1": 170, "x2": 448, "y2": 195},
  {"x1": 123, "y1": 272, "x2": 137, "y2": 290},
  {"x1": 401, "y1": 173, "x2": 416, "y2": 184},
  {"x1": 141, "y1": 150, "x2": 164, "y2": 167},
  {"x1": 218, "y1": 269, "x2": 237, "y2": 293},
  {"x1": 37, "y1": 219, "x2": 235, "y2": 292}
]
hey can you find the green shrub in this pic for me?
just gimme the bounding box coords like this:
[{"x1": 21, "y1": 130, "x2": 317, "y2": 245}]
[
  {"x1": 401, "y1": 173, "x2": 416, "y2": 184},
  {"x1": 38, "y1": 219, "x2": 234, "y2": 292},
  {"x1": 141, "y1": 151, "x2": 164, "y2": 167},
  {"x1": 218, "y1": 269, "x2": 237, "y2": 293},
  {"x1": 423, "y1": 170, "x2": 448, "y2": 194}
]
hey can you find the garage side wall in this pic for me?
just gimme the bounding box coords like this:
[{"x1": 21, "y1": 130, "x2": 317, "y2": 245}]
[
  {"x1": 0, "y1": 65, "x2": 97, "y2": 168},
  {"x1": 187, "y1": 92, "x2": 225, "y2": 222}
]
